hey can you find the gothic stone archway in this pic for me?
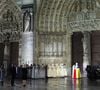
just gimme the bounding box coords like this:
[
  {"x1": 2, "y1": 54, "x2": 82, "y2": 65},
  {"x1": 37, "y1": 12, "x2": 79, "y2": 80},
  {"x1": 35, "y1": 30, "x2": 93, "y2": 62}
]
[{"x1": 0, "y1": 0, "x2": 22, "y2": 66}]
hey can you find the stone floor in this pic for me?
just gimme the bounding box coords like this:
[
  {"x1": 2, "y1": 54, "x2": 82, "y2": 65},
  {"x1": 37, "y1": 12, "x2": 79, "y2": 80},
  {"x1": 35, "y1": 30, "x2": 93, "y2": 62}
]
[{"x1": 0, "y1": 77, "x2": 100, "y2": 90}]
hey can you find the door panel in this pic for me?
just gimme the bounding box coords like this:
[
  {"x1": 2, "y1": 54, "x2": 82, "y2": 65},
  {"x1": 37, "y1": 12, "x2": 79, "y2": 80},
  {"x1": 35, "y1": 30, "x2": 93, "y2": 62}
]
[
  {"x1": 0, "y1": 43, "x2": 4, "y2": 64},
  {"x1": 91, "y1": 31, "x2": 100, "y2": 65},
  {"x1": 10, "y1": 42, "x2": 19, "y2": 65},
  {"x1": 72, "y1": 32, "x2": 83, "y2": 71}
]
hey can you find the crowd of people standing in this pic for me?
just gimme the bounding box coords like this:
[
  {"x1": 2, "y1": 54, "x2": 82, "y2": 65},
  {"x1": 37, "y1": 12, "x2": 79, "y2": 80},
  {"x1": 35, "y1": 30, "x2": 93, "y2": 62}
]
[{"x1": 0, "y1": 64, "x2": 48, "y2": 87}]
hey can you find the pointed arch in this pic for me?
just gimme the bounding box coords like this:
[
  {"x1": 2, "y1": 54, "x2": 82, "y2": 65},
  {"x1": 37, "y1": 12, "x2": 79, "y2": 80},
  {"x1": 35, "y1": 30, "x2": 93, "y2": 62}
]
[
  {"x1": 0, "y1": 0, "x2": 22, "y2": 42},
  {"x1": 0, "y1": 0, "x2": 22, "y2": 32}
]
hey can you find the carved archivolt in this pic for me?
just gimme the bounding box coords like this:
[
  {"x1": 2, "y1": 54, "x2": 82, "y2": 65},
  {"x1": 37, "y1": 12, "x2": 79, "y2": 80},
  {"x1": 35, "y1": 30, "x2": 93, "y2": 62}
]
[
  {"x1": 67, "y1": 0, "x2": 100, "y2": 31},
  {"x1": 37, "y1": 0, "x2": 100, "y2": 33},
  {"x1": 0, "y1": 0, "x2": 22, "y2": 42},
  {"x1": 37, "y1": 0, "x2": 68, "y2": 33}
]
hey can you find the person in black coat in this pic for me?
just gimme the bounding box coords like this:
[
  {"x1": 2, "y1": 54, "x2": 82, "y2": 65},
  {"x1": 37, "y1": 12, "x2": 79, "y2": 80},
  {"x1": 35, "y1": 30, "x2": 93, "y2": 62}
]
[
  {"x1": 0, "y1": 65, "x2": 5, "y2": 86},
  {"x1": 22, "y1": 65, "x2": 28, "y2": 87},
  {"x1": 10, "y1": 64, "x2": 16, "y2": 86}
]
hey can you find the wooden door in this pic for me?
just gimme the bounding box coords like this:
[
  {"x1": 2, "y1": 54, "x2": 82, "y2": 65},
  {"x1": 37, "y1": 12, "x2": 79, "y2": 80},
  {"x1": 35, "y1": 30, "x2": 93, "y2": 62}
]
[
  {"x1": 10, "y1": 42, "x2": 19, "y2": 65},
  {"x1": 72, "y1": 32, "x2": 83, "y2": 71},
  {"x1": 0, "y1": 43, "x2": 4, "y2": 65},
  {"x1": 91, "y1": 31, "x2": 100, "y2": 65}
]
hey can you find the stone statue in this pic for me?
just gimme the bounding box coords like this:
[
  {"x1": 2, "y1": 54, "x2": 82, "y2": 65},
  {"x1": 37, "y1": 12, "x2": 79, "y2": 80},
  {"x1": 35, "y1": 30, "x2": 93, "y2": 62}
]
[{"x1": 24, "y1": 11, "x2": 31, "y2": 32}]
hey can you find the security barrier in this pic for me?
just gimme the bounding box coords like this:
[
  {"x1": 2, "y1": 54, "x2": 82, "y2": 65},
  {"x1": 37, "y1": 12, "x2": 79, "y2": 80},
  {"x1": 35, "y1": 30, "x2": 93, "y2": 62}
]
[
  {"x1": 47, "y1": 64, "x2": 67, "y2": 78},
  {"x1": 31, "y1": 64, "x2": 67, "y2": 79}
]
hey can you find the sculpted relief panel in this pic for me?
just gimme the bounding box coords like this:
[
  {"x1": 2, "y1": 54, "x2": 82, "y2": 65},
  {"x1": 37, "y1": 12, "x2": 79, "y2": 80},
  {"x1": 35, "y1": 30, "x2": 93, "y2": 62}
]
[
  {"x1": 68, "y1": 0, "x2": 100, "y2": 32},
  {"x1": 0, "y1": 0, "x2": 22, "y2": 42}
]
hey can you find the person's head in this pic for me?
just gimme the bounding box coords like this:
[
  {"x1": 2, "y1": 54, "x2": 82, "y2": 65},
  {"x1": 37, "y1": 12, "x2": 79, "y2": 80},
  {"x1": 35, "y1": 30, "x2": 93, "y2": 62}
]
[
  {"x1": 11, "y1": 64, "x2": 14, "y2": 67},
  {"x1": 22, "y1": 64, "x2": 26, "y2": 68},
  {"x1": 0, "y1": 64, "x2": 4, "y2": 69}
]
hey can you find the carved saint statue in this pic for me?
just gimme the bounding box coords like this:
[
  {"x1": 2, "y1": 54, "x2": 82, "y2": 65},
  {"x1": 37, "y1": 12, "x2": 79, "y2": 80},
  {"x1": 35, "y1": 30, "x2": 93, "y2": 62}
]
[{"x1": 24, "y1": 11, "x2": 31, "y2": 32}]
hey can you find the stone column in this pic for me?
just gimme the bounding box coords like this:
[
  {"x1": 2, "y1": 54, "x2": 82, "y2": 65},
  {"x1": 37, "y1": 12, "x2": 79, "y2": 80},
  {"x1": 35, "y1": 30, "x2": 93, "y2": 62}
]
[
  {"x1": 18, "y1": 42, "x2": 21, "y2": 66},
  {"x1": 83, "y1": 31, "x2": 91, "y2": 77},
  {"x1": 4, "y1": 43, "x2": 10, "y2": 62},
  {"x1": 65, "y1": 33, "x2": 72, "y2": 76},
  {"x1": 34, "y1": 32, "x2": 38, "y2": 64},
  {"x1": 21, "y1": 31, "x2": 34, "y2": 65},
  {"x1": 4, "y1": 43, "x2": 10, "y2": 76}
]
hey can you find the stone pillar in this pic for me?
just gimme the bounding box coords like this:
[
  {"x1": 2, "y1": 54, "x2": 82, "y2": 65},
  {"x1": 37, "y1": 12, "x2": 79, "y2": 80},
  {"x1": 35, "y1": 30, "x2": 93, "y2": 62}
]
[
  {"x1": 4, "y1": 43, "x2": 10, "y2": 76},
  {"x1": 83, "y1": 31, "x2": 91, "y2": 77},
  {"x1": 34, "y1": 32, "x2": 38, "y2": 64},
  {"x1": 21, "y1": 32, "x2": 34, "y2": 65},
  {"x1": 65, "y1": 33, "x2": 72, "y2": 76},
  {"x1": 18, "y1": 42, "x2": 21, "y2": 66}
]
